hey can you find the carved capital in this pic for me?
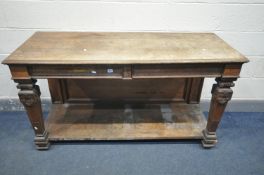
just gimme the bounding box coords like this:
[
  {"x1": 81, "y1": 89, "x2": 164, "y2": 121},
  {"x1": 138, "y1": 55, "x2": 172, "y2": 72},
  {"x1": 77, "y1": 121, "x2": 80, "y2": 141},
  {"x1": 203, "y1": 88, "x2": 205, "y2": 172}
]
[
  {"x1": 16, "y1": 79, "x2": 41, "y2": 107},
  {"x1": 18, "y1": 90, "x2": 40, "y2": 107},
  {"x1": 213, "y1": 88, "x2": 233, "y2": 105},
  {"x1": 218, "y1": 82, "x2": 235, "y2": 88},
  {"x1": 211, "y1": 78, "x2": 235, "y2": 105},
  {"x1": 215, "y1": 77, "x2": 237, "y2": 88}
]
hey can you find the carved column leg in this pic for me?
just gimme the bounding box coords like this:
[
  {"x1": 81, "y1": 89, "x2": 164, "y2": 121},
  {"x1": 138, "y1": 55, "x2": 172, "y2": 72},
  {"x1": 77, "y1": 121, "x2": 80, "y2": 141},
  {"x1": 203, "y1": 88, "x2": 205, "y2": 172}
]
[
  {"x1": 202, "y1": 77, "x2": 236, "y2": 148},
  {"x1": 15, "y1": 79, "x2": 49, "y2": 150}
]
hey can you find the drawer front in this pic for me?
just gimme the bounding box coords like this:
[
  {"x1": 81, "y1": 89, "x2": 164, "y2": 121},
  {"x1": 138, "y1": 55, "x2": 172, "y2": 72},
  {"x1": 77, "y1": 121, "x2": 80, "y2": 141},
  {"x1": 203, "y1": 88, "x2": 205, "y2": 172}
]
[
  {"x1": 29, "y1": 65, "x2": 124, "y2": 78},
  {"x1": 133, "y1": 64, "x2": 223, "y2": 78},
  {"x1": 29, "y1": 63, "x2": 223, "y2": 78}
]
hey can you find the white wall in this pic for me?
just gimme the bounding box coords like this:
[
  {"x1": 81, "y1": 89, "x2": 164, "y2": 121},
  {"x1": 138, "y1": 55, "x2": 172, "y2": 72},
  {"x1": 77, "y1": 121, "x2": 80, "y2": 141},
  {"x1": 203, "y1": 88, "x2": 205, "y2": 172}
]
[{"x1": 0, "y1": 0, "x2": 263, "y2": 101}]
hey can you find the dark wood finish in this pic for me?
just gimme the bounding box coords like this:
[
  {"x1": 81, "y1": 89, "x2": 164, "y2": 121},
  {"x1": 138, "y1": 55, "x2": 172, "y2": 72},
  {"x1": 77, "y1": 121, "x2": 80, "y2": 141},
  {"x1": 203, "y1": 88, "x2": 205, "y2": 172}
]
[
  {"x1": 46, "y1": 103, "x2": 207, "y2": 140},
  {"x1": 2, "y1": 32, "x2": 248, "y2": 150},
  {"x1": 9, "y1": 65, "x2": 29, "y2": 79},
  {"x1": 123, "y1": 65, "x2": 132, "y2": 80},
  {"x1": 186, "y1": 78, "x2": 204, "y2": 104},
  {"x1": 222, "y1": 64, "x2": 242, "y2": 78},
  {"x1": 48, "y1": 79, "x2": 65, "y2": 104},
  {"x1": 202, "y1": 77, "x2": 236, "y2": 148},
  {"x1": 11, "y1": 63, "x2": 226, "y2": 79},
  {"x1": 16, "y1": 79, "x2": 49, "y2": 150},
  {"x1": 133, "y1": 64, "x2": 224, "y2": 78},
  {"x1": 29, "y1": 65, "x2": 123, "y2": 79},
  {"x1": 53, "y1": 78, "x2": 203, "y2": 103}
]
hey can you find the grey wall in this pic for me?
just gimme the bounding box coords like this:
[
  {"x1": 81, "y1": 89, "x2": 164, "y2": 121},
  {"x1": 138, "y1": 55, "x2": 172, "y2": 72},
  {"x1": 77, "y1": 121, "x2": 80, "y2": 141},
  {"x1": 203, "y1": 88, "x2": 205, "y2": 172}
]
[{"x1": 0, "y1": 0, "x2": 264, "y2": 104}]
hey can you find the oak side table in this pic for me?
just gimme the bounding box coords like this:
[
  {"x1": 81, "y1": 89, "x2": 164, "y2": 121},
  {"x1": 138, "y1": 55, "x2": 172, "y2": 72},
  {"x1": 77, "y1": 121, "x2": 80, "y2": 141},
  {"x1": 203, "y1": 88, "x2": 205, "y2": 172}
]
[{"x1": 2, "y1": 32, "x2": 248, "y2": 150}]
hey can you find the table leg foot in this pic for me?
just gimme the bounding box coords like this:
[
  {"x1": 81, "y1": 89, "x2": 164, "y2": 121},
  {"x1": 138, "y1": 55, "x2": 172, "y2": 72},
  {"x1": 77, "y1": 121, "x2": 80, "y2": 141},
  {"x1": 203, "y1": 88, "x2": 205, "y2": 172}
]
[
  {"x1": 201, "y1": 129, "x2": 217, "y2": 148},
  {"x1": 34, "y1": 130, "x2": 50, "y2": 150}
]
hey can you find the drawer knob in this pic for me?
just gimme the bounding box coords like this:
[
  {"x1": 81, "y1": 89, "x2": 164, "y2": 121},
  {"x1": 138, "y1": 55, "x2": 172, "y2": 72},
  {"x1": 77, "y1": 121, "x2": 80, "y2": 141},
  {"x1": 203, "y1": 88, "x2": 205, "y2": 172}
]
[
  {"x1": 91, "y1": 70, "x2": 97, "y2": 74},
  {"x1": 107, "y1": 68, "x2": 114, "y2": 73}
]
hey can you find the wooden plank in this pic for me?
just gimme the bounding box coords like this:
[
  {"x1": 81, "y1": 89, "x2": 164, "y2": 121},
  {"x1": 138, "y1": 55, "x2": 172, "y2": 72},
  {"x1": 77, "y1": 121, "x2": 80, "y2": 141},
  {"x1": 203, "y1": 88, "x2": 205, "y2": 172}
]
[
  {"x1": 185, "y1": 78, "x2": 204, "y2": 104},
  {"x1": 222, "y1": 63, "x2": 243, "y2": 78},
  {"x1": 46, "y1": 103, "x2": 207, "y2": 140},
  {"x1": 2, "y1": 32, "x2": 248, "y2": 65},
  {"x1": 26, "y1": 63, "x2": 225, "y2": 79},
  {"x1": 132, "y1": 63, "x2": 224, "y2": 78},
  {"x1": 64, "y1": 79, "x2": 187, "y2": 103},
  {"x1": 48, "y1": 79, "x2": 65, "y2": 104},
  {"x1": 9, "y1": 65, "x2": 30, "y2": 79},
  {"x1": 28, "y1": 64, "x2": 123, "y2": 78}
]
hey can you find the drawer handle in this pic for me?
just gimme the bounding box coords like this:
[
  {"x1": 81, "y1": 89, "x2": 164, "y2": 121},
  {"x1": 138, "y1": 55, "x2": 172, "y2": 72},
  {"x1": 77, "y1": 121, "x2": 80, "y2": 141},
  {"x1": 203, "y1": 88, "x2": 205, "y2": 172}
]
[
  {"x1": 107, "y1": 68, "x2": 114, "y2": 74},
  {"x1": 91, "y1": 70, "x2": 97, "y2": 74}
]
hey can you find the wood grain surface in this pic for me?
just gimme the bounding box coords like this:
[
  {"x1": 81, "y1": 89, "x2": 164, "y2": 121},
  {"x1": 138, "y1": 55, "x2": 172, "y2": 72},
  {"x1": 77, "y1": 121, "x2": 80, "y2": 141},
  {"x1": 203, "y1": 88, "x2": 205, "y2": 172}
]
[
  {"x1": 46, "y1": 103, "x2": 207, "y2": 140},
  {"x1": 2, "y1": 32, "x2": 248, "y2": 65}
]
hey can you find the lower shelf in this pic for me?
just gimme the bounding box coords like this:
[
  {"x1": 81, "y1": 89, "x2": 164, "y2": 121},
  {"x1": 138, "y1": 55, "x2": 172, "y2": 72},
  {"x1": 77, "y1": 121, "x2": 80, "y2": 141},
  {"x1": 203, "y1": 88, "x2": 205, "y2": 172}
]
[{"x1": 46, "y1": 103, "x2": 207, "y2": 141}]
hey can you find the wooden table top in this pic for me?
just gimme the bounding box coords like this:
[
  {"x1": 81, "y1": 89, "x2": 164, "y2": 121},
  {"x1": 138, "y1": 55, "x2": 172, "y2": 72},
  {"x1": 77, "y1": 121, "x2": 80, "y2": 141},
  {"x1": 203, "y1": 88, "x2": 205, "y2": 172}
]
[{"x1": 2, "y1": 32, "x2": 248, "y2": 65}]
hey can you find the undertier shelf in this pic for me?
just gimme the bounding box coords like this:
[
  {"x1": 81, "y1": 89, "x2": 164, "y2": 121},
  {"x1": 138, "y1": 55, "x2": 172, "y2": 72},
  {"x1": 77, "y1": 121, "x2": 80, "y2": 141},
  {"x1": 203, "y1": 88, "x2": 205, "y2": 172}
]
[{"x1": 46, "y1": 103, "x2": 207, "y2": 141}]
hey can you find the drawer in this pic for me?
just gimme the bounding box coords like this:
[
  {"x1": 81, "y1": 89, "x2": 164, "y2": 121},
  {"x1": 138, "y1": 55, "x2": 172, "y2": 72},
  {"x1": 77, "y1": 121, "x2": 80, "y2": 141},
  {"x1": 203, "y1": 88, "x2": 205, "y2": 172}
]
[
  {"x1": 28, "y1": 65, "x2": 124, "y2": 78},
  {"x1": 132, "y1": 64, "x2": 223, "y2": 78},
  {"x1": 69, "y1": 65, "x2": 123, "y2": 77},
  {"x1": 29, "y1": 63, "x2": 223, "y2": 78}
]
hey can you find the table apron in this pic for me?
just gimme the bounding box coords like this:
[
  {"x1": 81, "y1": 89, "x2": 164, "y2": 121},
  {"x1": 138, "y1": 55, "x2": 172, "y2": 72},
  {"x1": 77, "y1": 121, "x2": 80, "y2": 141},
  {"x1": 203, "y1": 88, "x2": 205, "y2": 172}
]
[{"x1": 8, "y1": 63, "x2": 243, "y2": 79}]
